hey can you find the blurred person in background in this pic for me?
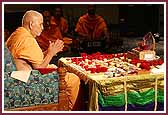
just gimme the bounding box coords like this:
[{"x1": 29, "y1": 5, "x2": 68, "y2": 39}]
[{"x1": 75, "y1": 4, "x2": 109, "y2": 54}]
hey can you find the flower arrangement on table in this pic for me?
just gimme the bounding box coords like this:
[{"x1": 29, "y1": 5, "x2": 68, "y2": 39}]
[
  {"x1": 65, "y1": 51, "x2": 164, "y2": 77},
  {"x1": 65, "y1": 52, "x2": 141, "y2": 77}
]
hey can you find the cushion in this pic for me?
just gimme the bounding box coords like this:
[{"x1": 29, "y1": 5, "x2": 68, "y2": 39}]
[
  {"x1": 4, "y1": 45, "x2": 16, "y2": 72},
  {"x1": 4, "y1": 70, "x2": 59, "y2": 109}
]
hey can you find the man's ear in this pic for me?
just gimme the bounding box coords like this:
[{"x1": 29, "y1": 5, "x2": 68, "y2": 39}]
[{"x1": 29, "y1": 21, "x2": 33, "y2": 30}]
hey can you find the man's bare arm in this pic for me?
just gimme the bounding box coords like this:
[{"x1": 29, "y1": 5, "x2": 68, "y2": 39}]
[
  {"x1": 31, "y1": 39, "x2": 64, "y2": 69},
  {"x1": 14, "y1": 58, "x2": 32, "y2": 70}
]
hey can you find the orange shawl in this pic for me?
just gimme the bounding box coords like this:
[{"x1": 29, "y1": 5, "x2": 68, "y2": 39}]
[
  {"x1": 36, "y1": 25, "x2": 63, "y2": 52},
  {"x1": 50, "y1": 16, "x2": 68, "y2": 34},
  {"x1": 6, "y1": 27, "x2": 44, "y2": 65},
  {"x1": 75, "y1": 14, "x2": 107, "y2": 40},
  {"x1": 37, "y1": 16, "x2": 71, "y2": 52}
]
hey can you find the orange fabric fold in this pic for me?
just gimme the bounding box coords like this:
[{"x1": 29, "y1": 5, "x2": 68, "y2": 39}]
[
  {"x1": 37, "y1": 16, "x2": 71, "y2": 52},
  {"x1": 50, "y1": 16, "x2": 68, "y2": 34},
  {"x1": 6, "y1": 27, "x2": 44, "y2": 65},
  {"x1": 36, "y1": 25, "x2": 63, "y2": 52},
  {"x1": 75, "y1": 14, "x2": 107, "y2": 40},
  {"x1": 65, "y1": 72, "x2": 80, "y2": 110},
  {"x1": 37, "y1": 16, "x2": 68, "y2": 52}
]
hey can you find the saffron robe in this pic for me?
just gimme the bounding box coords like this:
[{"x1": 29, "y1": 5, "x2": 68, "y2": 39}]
[
  {"x1": 6, "y1": 27, "x2": 44, "y2": 65},
  {"x1": 75, "y1": 14, "x2": 107, "y2": 40}
]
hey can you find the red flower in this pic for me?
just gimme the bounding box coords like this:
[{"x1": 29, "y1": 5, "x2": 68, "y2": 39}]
[
  {"x1": 75, "y1": 61, "x2": 80, "y2": 65},
  {"x1": 158, "y1": 59, "x2": 164, "y2": 65},
  {"x1": 80, "y1": 53, "x2": 87, "y2": 57},
  {"x1": 88, "y1": 61, "x2": 92, "y2": 65},
  {"x1": 84, "y1": 65, "x2": 89, "y2": 71},
  {"x1": 140, "y1": 62, "x2": 150, "y2": 70},
  {"x1": 71, "y1": 57, "x2": 78, "y2": 62},
  {"x1": 117, "y1": 53, "x2": 121, "y2": 58},
  {"x1": 100, "y1": 67, "x2": 108, "y2": 72},
  {"x1": 87, "y1": 55, "x2": 92, "y2": 60},
  {"x1": 79, "y1": 63, "x2": 84, "y2": 67},
  {"x1": 89, "y1": 68, "x2": 97, "y2": 73}
]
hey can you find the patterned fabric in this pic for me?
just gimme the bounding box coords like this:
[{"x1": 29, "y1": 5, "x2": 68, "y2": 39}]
[
  {"x1": 4, "y1": 45, "x2": 16, "y2": 72},
  {"x1": 97, "y1": 74, "x2": 164, "y2": 111},
  {"x1": 4, "y1": 70, "x2": 59, "y2": 109},
  {"x1": 58, "y1": 58, "x2": 164, "y2": 111}
]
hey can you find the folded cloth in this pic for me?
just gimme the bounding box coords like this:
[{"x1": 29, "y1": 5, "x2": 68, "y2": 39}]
[{"x1": 11, "y1": 71, "x2": 31, "y2": 83}]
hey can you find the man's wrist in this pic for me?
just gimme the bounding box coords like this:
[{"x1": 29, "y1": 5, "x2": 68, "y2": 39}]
[{"x1": 47, "y1": 51, "x2": 55, "y2": 57}]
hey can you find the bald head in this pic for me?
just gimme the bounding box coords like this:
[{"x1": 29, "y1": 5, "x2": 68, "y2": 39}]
[
  {"x1": 22, "y1": 10, "x2": 44, "y2": 37},
  {"x1": 22, "y1": 10, "x2": 43, "y2": 26}
]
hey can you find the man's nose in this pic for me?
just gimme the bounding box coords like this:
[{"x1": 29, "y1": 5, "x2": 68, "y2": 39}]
[{"x1": 41, "y1": 25, "x2": 44, "y2": 31}]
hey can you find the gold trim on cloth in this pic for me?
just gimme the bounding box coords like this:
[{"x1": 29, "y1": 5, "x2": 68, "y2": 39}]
[{"x1": 58, "y1": 58, "x2": 89, "y2": 83}]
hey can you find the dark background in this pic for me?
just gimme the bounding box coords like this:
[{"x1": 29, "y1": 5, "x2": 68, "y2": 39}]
[{"x1": 4, "y1": 4, "x2": 164, "y2": 37}]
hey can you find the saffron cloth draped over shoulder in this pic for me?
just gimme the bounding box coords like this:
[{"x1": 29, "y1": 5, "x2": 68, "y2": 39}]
[
  {"x1": 6, "y1": 27, "x2": 44, "y2": 65},
  {"x1": 75, "y1": 14, "x2": 107, "y2": 40}
]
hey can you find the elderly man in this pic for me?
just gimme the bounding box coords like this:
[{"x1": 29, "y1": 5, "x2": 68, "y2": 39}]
[
  {"x1": 6, "y1": 10, "x2": 80, "y2": 110},
  {"x1": 6, "y1": 10, "x2": 64, "y2": 70}
]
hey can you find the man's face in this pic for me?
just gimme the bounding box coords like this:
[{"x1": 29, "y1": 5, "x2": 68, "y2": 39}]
[
  {"x1": 43, "y1": 11, "x2": 51, "y2": 28},
  {"x1": 31, "y1": 15, "x2": 44, "y2": 37},
  {"x1": 54, "y1": 8, "x2": 62, "y2": 19},
  {"x1": 87, "y1": 5, "x2": 96, "y2": 15}
]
